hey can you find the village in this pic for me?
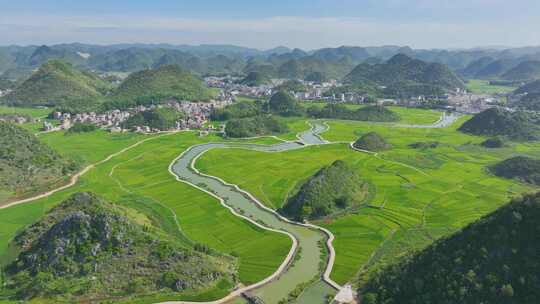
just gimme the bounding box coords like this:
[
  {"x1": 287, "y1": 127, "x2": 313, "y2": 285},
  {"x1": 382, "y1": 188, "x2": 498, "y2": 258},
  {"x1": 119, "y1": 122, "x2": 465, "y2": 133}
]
[
  {"x1": 205, "y1": 76, "x2": 506, "y2": 114},
  {"x1": 42, "y1": 98, "x2": 232, "y2": 133}
]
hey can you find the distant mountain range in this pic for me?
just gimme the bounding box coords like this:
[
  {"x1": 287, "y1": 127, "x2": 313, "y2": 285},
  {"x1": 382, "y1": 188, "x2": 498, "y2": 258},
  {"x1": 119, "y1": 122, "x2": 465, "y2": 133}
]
[
  {"x1": 344, "y1": 54, "x2": 465, "y2": 97},
  {"x1": 2, "y1": 43, "x2": 540, "y2": 82}
]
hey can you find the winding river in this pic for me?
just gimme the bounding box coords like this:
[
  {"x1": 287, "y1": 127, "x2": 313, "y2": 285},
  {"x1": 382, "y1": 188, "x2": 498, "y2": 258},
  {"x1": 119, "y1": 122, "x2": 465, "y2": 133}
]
[
  {"x1": 170, "y1": 121, "x2": 338, "y2": 304},
  {"x1": 1, "y1": 111, "x2": 460, "y2": 304},
  {"x1": 168, "y1": 112, "x2": 461, "y2": 304}
]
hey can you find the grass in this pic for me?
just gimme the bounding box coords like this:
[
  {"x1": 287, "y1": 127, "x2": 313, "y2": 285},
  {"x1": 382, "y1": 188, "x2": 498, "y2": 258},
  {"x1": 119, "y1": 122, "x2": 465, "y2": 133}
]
[
  {"x1": 466, "y1": 79, "x2": 517, "y2": 94},
  {"x1": 301, "y1": 102, "x2": 442, "y2": 125},
  {"x1": 0, "y1": 131, "x2": 291, "y2": 302},
  {"x1": 0, "y1": 105, "x2": 57, "y2": 134},
  {"x1": 275, "y1": 117, "x2": 311, "y2": 141},
  {"x1": 196, "y1": 115, "x2": 538, "y2": 284},
  {"x1": 40, "y1": 130, "x2": 150, "y2": 165},
  {"x1": 0, "y1": 105, "x2": 51, "y2": 118},
  {"x1": 209, "y1": 87, "x2": 222, "y2": 98}
]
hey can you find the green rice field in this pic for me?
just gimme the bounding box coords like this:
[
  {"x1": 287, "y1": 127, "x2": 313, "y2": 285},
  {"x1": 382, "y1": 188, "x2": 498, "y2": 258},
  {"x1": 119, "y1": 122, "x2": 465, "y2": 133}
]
[
  {"x1": 466, "y1": 79, "x2": 517, "y2": 95},
  {"x1": 0, "y1": 131, "x2": 291, "y2": 302},
  {"x1": 196, "y1": 115, "x2": 539, "y2": 284}
]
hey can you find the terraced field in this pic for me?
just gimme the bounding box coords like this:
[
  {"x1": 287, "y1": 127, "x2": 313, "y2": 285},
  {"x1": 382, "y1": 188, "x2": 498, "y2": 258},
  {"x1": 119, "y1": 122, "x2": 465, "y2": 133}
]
[{"x1": 196, "y1": 112, "x2": 538, "y2": 284}]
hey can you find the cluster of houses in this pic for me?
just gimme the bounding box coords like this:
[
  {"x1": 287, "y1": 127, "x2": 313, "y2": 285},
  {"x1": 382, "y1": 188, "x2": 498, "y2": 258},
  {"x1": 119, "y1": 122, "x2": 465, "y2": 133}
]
[
  {"x1": 45, "y1": 99, "x2": 233, "y2": 133},
  {"x1": 205, "y1": 76, "x2": 345, "y2": 101},
  {"x1": 49, "y1": 109, "x2": 131, "y2": 131},
  {"x1": 0, "y1": 114, "x2": 33, "y2": 124},
  {"x1": 206, "y1": 76, "x2": 276, "y2": 98}
]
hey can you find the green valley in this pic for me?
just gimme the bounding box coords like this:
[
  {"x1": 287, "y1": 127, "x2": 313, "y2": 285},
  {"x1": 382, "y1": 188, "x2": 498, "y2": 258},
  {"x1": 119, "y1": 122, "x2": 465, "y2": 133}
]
[
  {"x1": 196, "y1": 113, "x2": 538, "y2": 286},
  {"x1": 1, "y1": 28, "x2": 540, "y2": 304}
]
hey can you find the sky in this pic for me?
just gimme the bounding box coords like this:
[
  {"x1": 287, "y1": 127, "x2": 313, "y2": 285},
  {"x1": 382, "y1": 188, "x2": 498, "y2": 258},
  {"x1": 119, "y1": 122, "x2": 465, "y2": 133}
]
[{"x1": 0, "y1": 0, "x2": 539, "y2": 50}]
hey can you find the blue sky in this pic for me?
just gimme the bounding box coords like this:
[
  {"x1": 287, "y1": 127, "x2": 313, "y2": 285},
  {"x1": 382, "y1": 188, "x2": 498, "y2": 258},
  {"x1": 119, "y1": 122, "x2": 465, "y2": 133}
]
[{"x1": 1, "y1": 0, "x2": 539, "y2": 49}]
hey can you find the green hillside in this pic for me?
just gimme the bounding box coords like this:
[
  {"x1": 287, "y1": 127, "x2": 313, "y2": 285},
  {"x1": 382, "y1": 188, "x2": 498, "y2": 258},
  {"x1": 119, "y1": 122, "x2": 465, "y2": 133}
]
[
  {"x1": 108, "y1": 65, "x2": 211, "y2": 109},
  {"x1": 490, "y1": 156, "x2": 540, "y2": 185},
  {"x1": 353, "y1": 132, "x2": 392, "y2": 151},
  {"x1": 481, "y1": 137, "x2": 505, "y2": 148},
  {"x1": 344, "y1": 54, "x2": 465, "y2": 97},
  {"x1": 1, "y1": 60, "x2": 110, "y2": 107},
  {"x1": 275, "y1": 79, "x2": 307, "y2": 92},
  {"x1": 513, "y1": 81, "x2": 540, "y2": 111},
  {"x1": 239, "y1": 71, "x2": 271, "y2": 86},
  {"x1": 1, "y1": 192, "x2": 235, "y2": 302},
  {"x1": 121, "y1": 107, "x2": 184, "y2": 131},
  {"x1": 514, "y1": 80, "x2": 540, "y2": 95},
  {"x1": 308, "y1": 104, "x2": 400, "y2": 122},
  {"x1": 458, "y1": 108, "x2": 540, "y2": 140},
  {"x1": 225, "y1": 115, "x2": 288, "y2": 138},
  {"x1": 210, "y1": 100, "x2": 261, "y2": 121},
  {"x1": 0, "y1": 122, "x2": 77, "y2": 203},
  {"x1": 280, "y1": 160, "x2": 369, "y2": 221},
  {"x1": 474, "y1": 59, "x2": 517, "y2": 79},
  {"x1": 359, "y1": 192, "x2": 540, "y2": 304},
  {"x1": 268, "y1": 91, "x2": 304, "y2": 117},
  {"x1": 502, "y1": 61, "x2": 540, "y2": 81}
]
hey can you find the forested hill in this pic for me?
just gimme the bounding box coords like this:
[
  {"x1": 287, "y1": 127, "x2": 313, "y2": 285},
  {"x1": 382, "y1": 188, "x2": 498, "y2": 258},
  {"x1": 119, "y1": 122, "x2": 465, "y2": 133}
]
[
  {"x1": 359, "y1": 192, "x2": 540, "y2": 304},
  {"x1": 2, "y1": 192, "x2": 235, "y2": 301},
  {"x1": 490, "y1": 156, "x2": 540, "y2": 186},
  {"x1": 512, "y1": 80, "x2": 540, "y2": 111},
  {"x1": 0, "y1": 122, "x2": 77, "y2": 203},
  {"x1": 501, "y1": 60, "x2": 540, "y2": 81},
  {"x1": 1, "y1": 60, "x2": 110, "y2": 107},
  {"x1": 458, "y1": 108, "x2": 540, "y2": 140},
  {"x1": 108, "y1": 65, "x2": 211, "y2": 109},
  {"x1": 308, "y1": 104, "x2": 400, "y2": 122},
  {"x1": 280, "y1": 160, "x2": 369, "y2": 220},
  {"x1": 344, "y1": 54, "x2": 465, "y2": 97}
]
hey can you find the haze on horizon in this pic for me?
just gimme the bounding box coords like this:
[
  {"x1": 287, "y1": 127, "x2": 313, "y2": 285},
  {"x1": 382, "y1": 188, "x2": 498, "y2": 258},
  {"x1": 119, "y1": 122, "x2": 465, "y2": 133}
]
[{"x1": 1, "y1": 0, "x2": 539, "y2": 50}]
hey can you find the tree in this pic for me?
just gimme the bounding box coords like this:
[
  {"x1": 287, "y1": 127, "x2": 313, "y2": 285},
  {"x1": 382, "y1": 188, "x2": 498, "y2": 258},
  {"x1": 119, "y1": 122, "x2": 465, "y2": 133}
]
[
  {"x1": 268, "y1": 91, "x2": 304, "y2": 117},
  {"x1": 500, "y1": 284, "x2": 514, "y2": 297}
]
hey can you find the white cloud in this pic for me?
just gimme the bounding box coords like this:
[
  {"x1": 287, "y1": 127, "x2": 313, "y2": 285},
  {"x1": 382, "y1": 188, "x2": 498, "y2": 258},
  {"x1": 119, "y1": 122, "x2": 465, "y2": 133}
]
[{"x1": 0, "y1": 14, "x2": 538, "y2": 49}]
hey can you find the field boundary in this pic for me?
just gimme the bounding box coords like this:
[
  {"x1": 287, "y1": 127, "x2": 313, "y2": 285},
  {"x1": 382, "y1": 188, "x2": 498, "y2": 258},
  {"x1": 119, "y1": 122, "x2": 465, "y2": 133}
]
[
  {"x1": 162, "y1": 140, "x2": 342, "y2": 304},
  {"x1": 0, "y1": 132, "x2": 177, "y2": 210}
]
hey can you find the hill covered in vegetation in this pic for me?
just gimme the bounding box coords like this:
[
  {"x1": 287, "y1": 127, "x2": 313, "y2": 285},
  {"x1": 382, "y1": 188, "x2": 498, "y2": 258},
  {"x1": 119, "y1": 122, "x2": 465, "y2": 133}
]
[
  {"x1": 481, "y1": 137, "x2": 505, "y2": 148},
  {"x1": 268, "y1": 91, "x2": 304, "y2": 116},
  {"x1": 275, "y1": 79, "x2": 307, "y2": 92},
  {"x1": 1, "y1": 192, "x2": 235, "y2": 302},
  {"x1": 239, "y1": 71, "x2": 271, "y2": 87},
  {"x1": 108, "y1": 65, "x2": 211, "y2": 109},
  {"x1": 353, "y1": 132, "x2": 392, "y2": 152},
  {"x1": 514, "y1": 80, "x2": 540, "y2": 95},
  {"x1": 0, "y1": 122, "x2": 77, "y2": 202},
  {"x1": 502, "y1": 60, "x2": 540, "y2": 81},
  {"x1": 458, "y1": 108, "x2": 540, "y2": 140},
  {"x1": 280, "y1": 160, "x2": 369, "y2": 220},
  {"x1": 308, "y1": 104, "x2": 400, "y2": 122},
  {"x1": 210, "y1": 100, "x2": 262, "y2": 121},
  {"x1": 489, "y1": 156, "x2": 540, "y2": 185},
  {"x1": 1, "y1": 60, "x2": 110, "y2": 107},
  {"x1": 225, "y1": 115, "x2": 288, "y2": 138},
  {"x1": 121, "y1": 107, "x2": 184, "y2": 131},
  {"x1": 512, "y1": 80, "x2": 540, "y2": 111},
  {"x1": 344, "y1": 54, "x2": 465, "y2": 98},
  {"x1": 359, "y1": 192, "x2": 540, "y2": 304}
]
